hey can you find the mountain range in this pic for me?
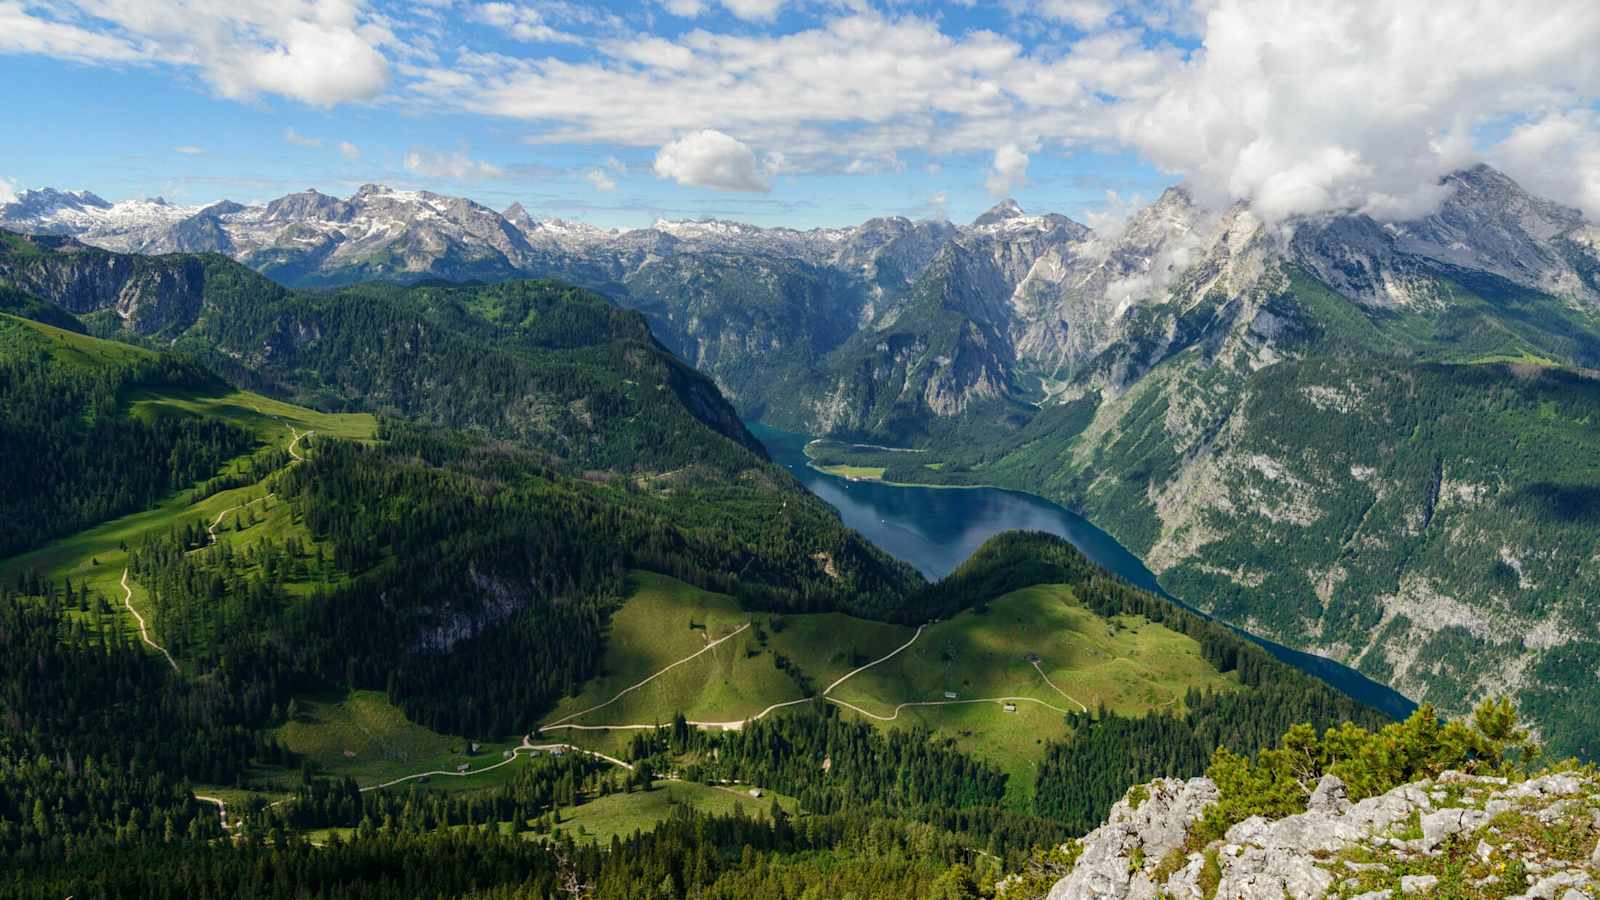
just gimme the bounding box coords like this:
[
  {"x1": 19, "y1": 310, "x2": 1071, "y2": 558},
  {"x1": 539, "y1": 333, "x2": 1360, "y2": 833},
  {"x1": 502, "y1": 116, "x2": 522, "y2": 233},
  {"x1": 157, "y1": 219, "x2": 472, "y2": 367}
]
[{"x1": 7, "y1": 164, "x2": 1600, "y2": 756}]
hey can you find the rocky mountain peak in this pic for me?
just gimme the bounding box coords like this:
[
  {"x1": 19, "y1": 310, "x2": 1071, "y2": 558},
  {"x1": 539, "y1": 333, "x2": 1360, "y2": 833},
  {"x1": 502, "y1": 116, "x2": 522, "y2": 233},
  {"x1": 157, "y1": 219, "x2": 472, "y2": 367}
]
[
  {"x1": 2, "y1": 187, "x2": 112, "y2": 217},
  {"x1": 263, "y1": 189, "x2": 351, "y2": 223},
  {"x1": 1153, "y1": 184, "x2": 1195, "y2": 210},
  {"x1": 198, "y1": 200, "x2": 246, "y2": 218},
  {"x1": 1435, "y1": 163, "x2": 1582, "y2": 237},
  {"x1": 502, "y1": 202, "x2": 535, "y2": 231},
  {"x1": 973, "y1": 198, "x2": 1025, "y2": 227},
  {"x1": 1384, "y1": 162, "x2": 1596, "y2": 301}
]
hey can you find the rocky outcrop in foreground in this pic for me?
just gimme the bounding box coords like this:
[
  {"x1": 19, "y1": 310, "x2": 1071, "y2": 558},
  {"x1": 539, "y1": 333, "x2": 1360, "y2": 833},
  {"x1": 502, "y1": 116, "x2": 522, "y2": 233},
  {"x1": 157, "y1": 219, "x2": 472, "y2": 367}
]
[{"x1": 1047, "y1": 770, "x2": 1600, "y2": 899}]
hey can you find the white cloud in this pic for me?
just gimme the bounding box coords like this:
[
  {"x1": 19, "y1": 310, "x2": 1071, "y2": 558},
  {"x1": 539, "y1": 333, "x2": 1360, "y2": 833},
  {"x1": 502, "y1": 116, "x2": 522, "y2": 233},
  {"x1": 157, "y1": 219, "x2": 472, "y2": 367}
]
[
  {"x1": 1492, "y1": 109, "x2": 1600, "y2": 219},
  {"x1": 720, "y1": 0, "x2": 784, "y2": 22},
  {"x1": 404, "y1": 10, "x2": 1188, "y2": 182},
  {"x1": 15, "y1": 0, "x2": 1600, "y2": 221},
  {"x1": 339, "y1": 141, "x2": 362, "y2": 160},
  {"x1": 2, "y1": 0, "x2": 393, "y2": 107},
  {"x1": 604, "y1": 156, "x2": 627, "y2": 172},
  {"x1": 844, "y1": 153, "x2": 903, "y2": 175},
  {"x1": 174, "y1": 145, "x2": 205, "y2": 154},
  {"x1": 658, "y1": 0, "x2": 779, "y2": 21},
  {"x1": 1034, "y1": 0, "x2": 1116, "y2": 30},
  {"x1": 284, "y1": 127, "x2": 323, "y2": 148},
  {"x1": 0, "y1": 177, "x2": 18, "y2": 205},
  {"x1": 221, "y1": 16, "x2": 390, "y2": 107},
  {"x1": 985, "y1": 143, "x2": 1029, "y2": 197},
  {"x1": 585, "y1": 168, "x2": 617, "y2": 191},
  {"x1": 1115, "y1": 0, "x2": 1600, "y2": 222},
  {"x1": 653, "y1": 130, "x2": 772, "y2": 192},
  {"x1": 470, "y1": 2, "x2": 585, "y2": 44},
  {"x1": 404, "y1": 148, "x2": 505, "y2": 180},
  {"x1": 409, "y1": 3, "x2": 1600, "y2": 219},
  {"x1": 605, "y1": 36, "x2": 694, "y2": 70},
  {"x1": 0, "y1": 1, "x2": 144, "y2": 62}
]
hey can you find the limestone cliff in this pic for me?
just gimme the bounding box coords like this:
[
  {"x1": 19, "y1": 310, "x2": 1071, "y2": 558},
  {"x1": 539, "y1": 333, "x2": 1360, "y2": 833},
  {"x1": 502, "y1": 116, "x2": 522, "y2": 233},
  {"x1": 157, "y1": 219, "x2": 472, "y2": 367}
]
[{"x1": 1040, "y1": 771, "x2": 1600, "y2": 899}]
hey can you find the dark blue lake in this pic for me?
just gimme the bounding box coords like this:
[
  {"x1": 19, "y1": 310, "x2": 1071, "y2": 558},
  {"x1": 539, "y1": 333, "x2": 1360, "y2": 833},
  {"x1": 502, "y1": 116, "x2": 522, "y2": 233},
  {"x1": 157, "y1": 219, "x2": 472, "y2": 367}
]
[{"x1": 751, "y1": 422, "x2": 1417, "y2": 721}]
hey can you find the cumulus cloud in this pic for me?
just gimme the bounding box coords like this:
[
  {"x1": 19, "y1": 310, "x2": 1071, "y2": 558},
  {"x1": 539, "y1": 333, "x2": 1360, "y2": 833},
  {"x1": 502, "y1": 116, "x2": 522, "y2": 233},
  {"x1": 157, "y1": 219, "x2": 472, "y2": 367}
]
[
  {"x1": 0, "y1": 1, "x2": 142, "y2": 61},
  {"x1": 339, "y1": 141, "x2": 362, "y2": 160},
  {"x1": 15, "y1": 0, "x2": 1600, "y2": 220},
  {"x1": 174, "y1": 145, "x2": 205, "y2": 154},
  {"x1": 405, "y1": 2, "x2": 1600, "y2": 218},
  {"x1": 410, "y1": 12, "x2": 1167, "y2": 167},
  {"x1": 1492, "y1": 109, "x2": 1600, "y2": 218},
  {"x1": 219, "y1": 17, "x2": 390, "y2": 107},
  {"x1": 1034, "y1": 0, "x2": 1117, "y2": 30},
  {"x1": 985, "y1": 143, "x2": 1030, "y2": 197},
  {"x1": 404, "y1": 148, "x2": 505, "y2": 179},
  {"x1": 0, "y1": 177, "x2": 18, "y2": 205},
  {"x1": 585, "y1": 168, "x2": 617, "y2": 191},
  {"x1": 653, "y1": 130, "x2": 772, "y2": 192},
  {"x1": 1, "y1": 0, "x2": 393, "y2": 107},
  {"x1": 659, "y1": 0, "x2": 781, "y2": 21},
  {"x1": 720, "y1": 0, "x2": 784, "y2": 22},
  {"x1": 284, "y1": 127, "x2": 323, "y2": 148},
  {"x1": 470, "y1": 2, "x2": 585, "y2": 44},
  {"x1": 1115, "y1": 0, "x2": 1600, "y2": 222}
]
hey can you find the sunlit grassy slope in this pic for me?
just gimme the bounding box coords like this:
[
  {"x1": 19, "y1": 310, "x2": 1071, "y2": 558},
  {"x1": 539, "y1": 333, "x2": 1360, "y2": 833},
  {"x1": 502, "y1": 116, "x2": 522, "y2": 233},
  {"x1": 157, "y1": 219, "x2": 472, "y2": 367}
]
[
  {"x1": 543, "y1": 572, "x2": 911, "y2": 728},
  {"x1": 548, "y1": 780, "x2": 797, "y2": 846},
  {"x1": 544, "y1": 573, "x2": 1237, "y2": 806}
]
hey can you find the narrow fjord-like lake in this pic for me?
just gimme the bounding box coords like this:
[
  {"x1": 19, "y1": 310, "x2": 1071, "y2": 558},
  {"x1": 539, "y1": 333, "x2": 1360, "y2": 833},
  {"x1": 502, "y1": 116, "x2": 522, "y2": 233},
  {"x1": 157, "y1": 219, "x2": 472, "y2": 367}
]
[{"x1": 751, "y1": 423, "x2": 1417, "y2": 720}]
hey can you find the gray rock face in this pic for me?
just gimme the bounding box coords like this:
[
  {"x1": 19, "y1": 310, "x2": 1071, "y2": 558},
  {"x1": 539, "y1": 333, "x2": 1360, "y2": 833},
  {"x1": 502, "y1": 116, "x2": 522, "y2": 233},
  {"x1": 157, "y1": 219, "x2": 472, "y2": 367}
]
[
  {"x1": 1045, "y1": 778, "x2": 1218, "y2": 900},
  {"x1": 1047, "y1": 770, "x2": 1600, "y2": 900},
  {"x1": 0, "y1": 233, "x2": 211, "y2": 334}
]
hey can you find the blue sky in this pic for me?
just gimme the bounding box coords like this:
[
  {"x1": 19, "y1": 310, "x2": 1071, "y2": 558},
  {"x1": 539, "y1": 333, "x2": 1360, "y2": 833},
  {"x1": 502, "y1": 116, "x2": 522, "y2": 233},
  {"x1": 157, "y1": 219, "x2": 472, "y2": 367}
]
[{"x1": 3, "y1": 1, "x2": 1600, "y2": 227}]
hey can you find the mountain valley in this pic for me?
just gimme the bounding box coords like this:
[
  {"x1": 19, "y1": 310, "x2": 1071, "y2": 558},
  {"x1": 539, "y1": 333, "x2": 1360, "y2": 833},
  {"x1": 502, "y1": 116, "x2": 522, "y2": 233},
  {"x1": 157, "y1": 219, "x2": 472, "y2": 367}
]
[
  {"x1": 11, "y1": 164, "x2": 1600, "y2": 759},
  {"x1": 0, "y1": 272, "x2": 1390, "y2": 895}
]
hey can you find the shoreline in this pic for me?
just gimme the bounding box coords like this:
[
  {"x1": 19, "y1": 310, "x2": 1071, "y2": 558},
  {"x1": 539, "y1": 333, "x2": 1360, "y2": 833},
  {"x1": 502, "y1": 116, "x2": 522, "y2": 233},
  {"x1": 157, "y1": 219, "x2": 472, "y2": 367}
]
[
  {"x1": 804, "y1": 459, "x2": 999, "y2": 491},
  {"x1": 801, "y1": 444, "x2": 999, "y2": 491}
]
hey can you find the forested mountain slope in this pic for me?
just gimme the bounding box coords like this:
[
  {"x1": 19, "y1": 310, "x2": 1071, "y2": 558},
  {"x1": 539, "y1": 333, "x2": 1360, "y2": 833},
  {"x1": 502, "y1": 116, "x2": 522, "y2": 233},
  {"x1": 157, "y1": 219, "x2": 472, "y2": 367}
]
[
  {"x1": 0, "y1": 309, "x2": 1394, "y2": 898},
  {"x1": 0, "y1": 230, "x2": 762, "y2": 474},
  {"x1": 0, "y1": 306, "x2": 251, "y2": 557}
]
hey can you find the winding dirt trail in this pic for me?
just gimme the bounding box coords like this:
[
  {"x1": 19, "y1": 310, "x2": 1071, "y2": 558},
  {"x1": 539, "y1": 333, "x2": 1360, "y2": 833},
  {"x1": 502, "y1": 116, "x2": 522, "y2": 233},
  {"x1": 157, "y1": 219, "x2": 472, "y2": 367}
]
[
  {"x1": 537, "y1": 615, "x2": 1085, "y2": 733},
  {"x1": 539, "y1": 620, "x2": 927, "y2": 734},
  {"x1": 120, "y1": 569, "x2": 178, "y2": 672},
  {"x1": 187, "y1": 495, "x2": 270, "y2": 555},
  {"x1": 821, "y1": 624, "x2": 926, "y2": 695},
  {"x1": 1030, "y1": 659, "x2": 1090, "y2": 713},
  {"x1": 193, "y1": 795, "x2": 234, "y2": 831},
  {"x1": 825, "y1": 694, "x2": 1073, "y2": 722},
  {"x1": 541, "y1": 622, "x2": 752, "y2": 729},
  {"x1": 540, "y1": 695, "x2": 817, "y2": 734},
  {"x1": 285, "y1": 426, "x2": 311, "y2": 462},
  {"x1": 356, "y1": 741, "x2": 634, "y2": 793},
  {"x1": 187, "y1": 421, "x2": 312, "y2": 556}
]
